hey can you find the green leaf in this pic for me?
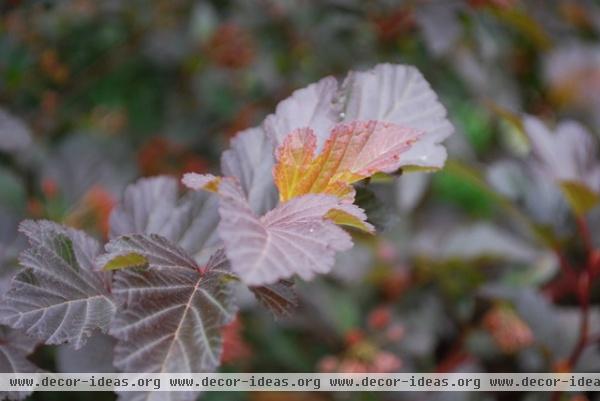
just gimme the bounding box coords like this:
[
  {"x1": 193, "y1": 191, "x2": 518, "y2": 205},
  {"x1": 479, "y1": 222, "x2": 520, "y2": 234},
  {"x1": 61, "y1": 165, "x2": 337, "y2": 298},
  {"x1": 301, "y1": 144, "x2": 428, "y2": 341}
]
[
  {"x1": 399, "y1": 165, "x2": 440, "y2": 174},
  {"x1": 432, "y1": 161, "x2": 497, "y2": 218},
  {"x1": 457, "y1": 102, "x2": 493, "y2": 154},
  {"x1": 485, "y1": 101, "x2": 530, "y2": 155},
  {"x1": 437, "y1": 160, "x2": 558, "y2": 249},
  {"x1": 102, "y1": 252, "x2": 148, "y2": 271},
  {"x1": 559, "y1": 180, "x2": 600, "y2": 216}
]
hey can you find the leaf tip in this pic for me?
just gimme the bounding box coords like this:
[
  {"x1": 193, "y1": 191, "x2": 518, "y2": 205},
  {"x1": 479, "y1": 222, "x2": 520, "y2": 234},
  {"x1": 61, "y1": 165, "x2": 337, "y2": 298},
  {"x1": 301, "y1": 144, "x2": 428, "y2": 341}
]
[{"x1": 182, "y1": 173, "x2": 222, "y2": 193}]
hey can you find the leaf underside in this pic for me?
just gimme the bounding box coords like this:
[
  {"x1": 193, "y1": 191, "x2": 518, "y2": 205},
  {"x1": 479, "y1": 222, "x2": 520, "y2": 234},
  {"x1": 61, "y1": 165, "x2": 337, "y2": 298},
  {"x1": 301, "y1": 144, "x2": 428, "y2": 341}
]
[{"x1": 251, "y1": 280, "x2": 298, "y2": 319}]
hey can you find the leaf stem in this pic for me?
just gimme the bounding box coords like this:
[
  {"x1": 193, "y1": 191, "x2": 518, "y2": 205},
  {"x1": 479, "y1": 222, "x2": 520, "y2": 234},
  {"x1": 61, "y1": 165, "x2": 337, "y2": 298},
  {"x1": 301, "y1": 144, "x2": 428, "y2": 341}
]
[
  {"x1": 543, "y1": 247, "x2": 577, "y2": 301},
  {"x1": 566, "y1": 216, "x2": 594, "y2": 369},
  {"x1": 567, "y1": 272, "x2": 591, "y2": 369},
  {"x1": 551, "y1": 216, "x2": 595, "y2": 401},
  {"x1": 576, "y1": 216, "x2": 593, "y2": 255}
]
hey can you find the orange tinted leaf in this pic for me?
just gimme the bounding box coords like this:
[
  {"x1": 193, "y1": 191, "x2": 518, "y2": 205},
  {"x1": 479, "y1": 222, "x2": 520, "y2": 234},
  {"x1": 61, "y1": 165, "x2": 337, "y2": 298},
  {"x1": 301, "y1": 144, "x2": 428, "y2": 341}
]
[{"x1": 273, "y1": 120, "x2": 422, "y2": 202}]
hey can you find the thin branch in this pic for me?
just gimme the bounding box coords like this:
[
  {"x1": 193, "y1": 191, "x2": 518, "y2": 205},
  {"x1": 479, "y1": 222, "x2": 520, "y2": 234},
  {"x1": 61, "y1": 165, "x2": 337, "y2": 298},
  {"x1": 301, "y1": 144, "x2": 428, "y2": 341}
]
[
  {"x1": 576, "y1": 216, "x2": 593, "y2": 256},
  {"x1": 551, "y1": 216, "x2": 595, "y2": 401},
  {"x1": 567, "y1": 272, "x2": 591, "y2": 369}
]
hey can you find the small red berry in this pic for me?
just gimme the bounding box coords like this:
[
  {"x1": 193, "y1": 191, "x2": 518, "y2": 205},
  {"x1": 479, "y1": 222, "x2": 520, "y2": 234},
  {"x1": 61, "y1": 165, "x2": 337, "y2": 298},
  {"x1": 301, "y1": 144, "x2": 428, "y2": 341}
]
[
  {"x1": 368, "y1": 306, "x2": 391, "y2": 330},
  {"x1": 344, "y1": 329, "x2": 365, "y2": 346}
]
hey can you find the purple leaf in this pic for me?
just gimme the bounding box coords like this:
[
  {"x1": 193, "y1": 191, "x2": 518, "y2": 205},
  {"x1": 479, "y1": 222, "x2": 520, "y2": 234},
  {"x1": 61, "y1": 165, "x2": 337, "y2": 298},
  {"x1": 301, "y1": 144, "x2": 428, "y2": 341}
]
[
  {"x1": 221, "y1": 126, "x2": 279, "y2": 215},
  {"x1": 103, "y1": 235, "x2": 236, "y2": 375},
  {"x1": 0, "y1": 221, "x2": 115, "y2": 349},
  {"x1": 341, "y1": 64, "x2": 454, "y2": 169},
  {"x1": 184, "y1": 176, "x2": 354, "y2": 286},
  {"x1": 0, "y1": 109, "x2": 32, "y2": 154},
  {"x1": 0, "y1": 326, "x2": 42, "y2": 400},
  {"x1": 263, "y1": 64, "x2": 453, "y2": 169},
  {"x1": 109, "y1": 176, "x2": 220, "y2": 261},
  {"x1": 524, "y1": 115, "x2": 600, "y2": 192},
  {"x1": 264, "y1": 76, "x2": 340, "y2": 150},
  {"x1": 251, "y1": 280, "x2": 298, "y2": 319}
]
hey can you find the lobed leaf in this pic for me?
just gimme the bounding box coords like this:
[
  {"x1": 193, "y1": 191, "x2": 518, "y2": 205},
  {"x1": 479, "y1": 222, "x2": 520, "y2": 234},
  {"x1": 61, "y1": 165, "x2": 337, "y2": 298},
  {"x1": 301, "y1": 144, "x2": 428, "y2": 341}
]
[
  {"x1": 341, "y1": 64, "x2": 454, "y2": 169},
  {"x1": 42, "y1": 135, "x2": 135, "y2": 205},
  {"x1": 183, "y1": 176, "x2": 357, "y2": 286},
  {"x1": 264, "y1": 76, "x2": 340, "y2": 150},
  {"x1": 0, "y1": 220, "x2": 115, "y2": 349},
  {"x1": 103, "y1": 235, "x2": 236, "y2": 374},
  {"x1": 273, "y1": 120, "x2": 421, "y2": 203},
  {"x1": 109, "y1": 176, "x2": 220, "y2": 261},
  {"x1": 524, "y1": 116, "x2": 600, "y2": 200},
  {"x1": 221, "y1": 126, "x2": 279, "y2": 215},
  {"x1": 264, "y1": 64, "x2": 453, "y2": 170}
]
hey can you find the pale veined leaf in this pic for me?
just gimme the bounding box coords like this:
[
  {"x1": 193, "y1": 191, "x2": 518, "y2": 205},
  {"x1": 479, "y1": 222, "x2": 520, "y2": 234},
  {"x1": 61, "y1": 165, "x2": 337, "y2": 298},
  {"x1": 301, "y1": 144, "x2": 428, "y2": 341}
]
[
  {"x1": 102, "y1": 235, "x2": 236, "y2": 374},
  {"x1": 109, "y1": 176, "x2": 220, "y2": 261},
  {"x1": 182, "y1": 175, "x2": 357, "y2": 286},
  {"x1": 264, "y1": 64, "x2": 454, "y2": 170},
  {"x1": 273, "y1": 121, "x2": 422, "y2": 205},
  {"x1": 0, "y1": 220, "x2": 115, "y2": 349},
  {"x1": 264, "y1": 76, "x2": 340, "y2": 150},
  {"x1": 341, "y1": 64, "x2": 454, "y2": 169}
]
